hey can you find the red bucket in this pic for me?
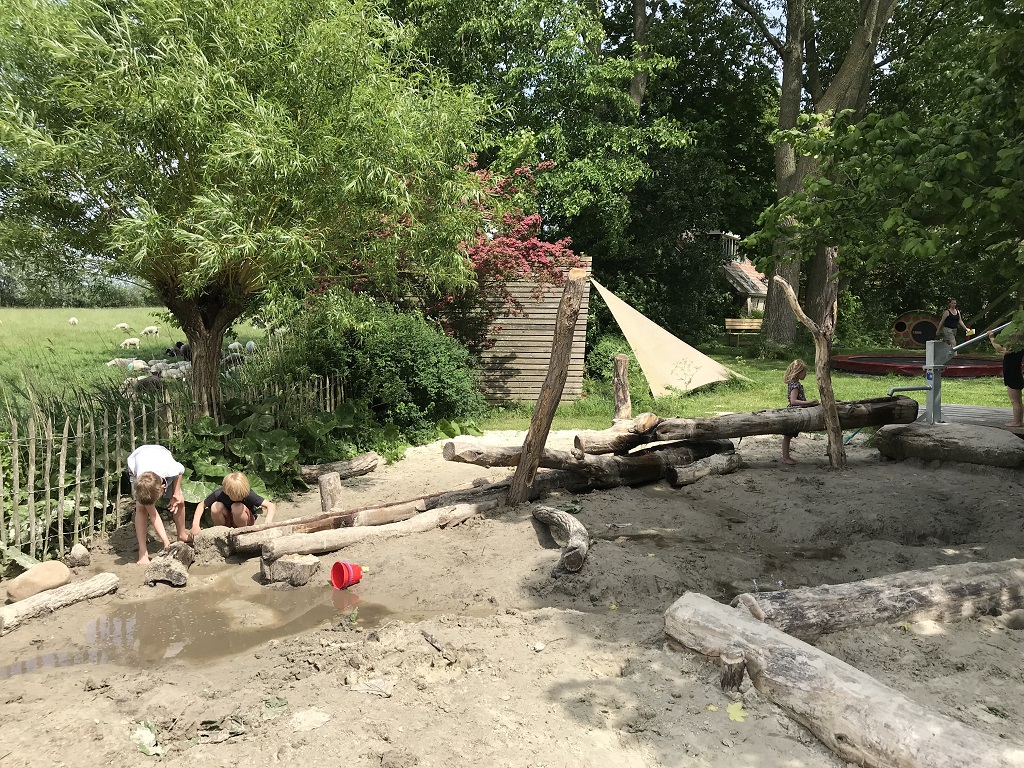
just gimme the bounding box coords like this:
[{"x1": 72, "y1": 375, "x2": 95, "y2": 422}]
[{"x1": 330, "y1": 561, "x2": 363, "y2": 590}]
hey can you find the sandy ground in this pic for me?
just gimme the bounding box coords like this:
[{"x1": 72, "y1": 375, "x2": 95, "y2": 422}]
[{"x1": 1, "y1": 429, "x2": 1023, "y2": 767}]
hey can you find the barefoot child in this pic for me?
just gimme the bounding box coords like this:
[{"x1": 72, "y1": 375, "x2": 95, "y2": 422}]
[
  {"x1": 782, "y1": 359, "x2": 818, "y2": 465},
  {"x1": 988, "y1": 326, "x2": 1024, "y2": 428},
  {"x1": 190, "y1": 471, "x2": 276, "y2": 535},
  {"x1": 127, "y1": 444, "x2": 186, "y2": 565}
]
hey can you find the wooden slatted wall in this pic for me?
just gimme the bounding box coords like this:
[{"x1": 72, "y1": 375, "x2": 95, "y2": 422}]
[{"x1": 478, "y1": 258, "x2": 592, "y2": 403}]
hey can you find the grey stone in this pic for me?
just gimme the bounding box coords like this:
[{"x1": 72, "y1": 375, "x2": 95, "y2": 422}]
[
  {"x1": 874, "y1": 422, "x2": 1024, "y2": 468},
  {"x1": 261, "y1": 554, "x2": 322, "y2": 586},
  {"x1": 66, "y1": 543, "x2": 91, "y2": 567},
  {"x1": 192, "y1": 526, "x2": 233, "y2": 565},
  {"x1": 7, "y1": 560, "x2": 72, "y2": 601}
]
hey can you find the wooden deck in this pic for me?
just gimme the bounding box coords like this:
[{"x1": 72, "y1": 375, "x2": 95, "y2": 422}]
[{"x1": 924, "y1": 404, "x2": 1024, "y2": 436}]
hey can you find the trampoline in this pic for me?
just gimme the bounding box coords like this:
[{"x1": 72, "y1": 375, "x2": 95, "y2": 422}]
[{"x1": 832, "y1": 353, "x2": 1002, "y2": 377}]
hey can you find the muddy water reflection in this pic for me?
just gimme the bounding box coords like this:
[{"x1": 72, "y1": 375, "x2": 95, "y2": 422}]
[{"x1": 0, "y1": 572, "x2": 368, "y2": 679}]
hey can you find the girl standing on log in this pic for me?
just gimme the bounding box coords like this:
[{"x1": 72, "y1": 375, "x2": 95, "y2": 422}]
[{"x1": 782, "y1": 360, "x2": 818, "y2": 465}]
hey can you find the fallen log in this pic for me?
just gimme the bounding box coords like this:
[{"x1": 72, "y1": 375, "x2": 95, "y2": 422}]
[
  {"x1": 571, "y1": 412, "x2": 662, "y2": 456},
  {"x1": 262, "y1": 499, "x2": 501, "y2": 561},
  {"x1": 532, "y1": 505, "x2": 591, "y2": 572},
  {"x1": 575, "y1": 396, "x2": 919, "y2": 454},
  {"x1": 666, "y1": 453, "x2": 743, "y2": 487},
  {"x1": 300, "y1": 451, "x2": 382, "y2": 483},
  {"x1": 144, "y1": 542, "x2": 196, "y2": 587},
  {"x1": 732, "y1": 558, "x2": 1024, "y2": 642},
  {"x1": 666, "y1": 592, "x2": 1024, "y2": 768},
  {"x1": 1, "y1": 573, "x2": 119, "y2": 636},
  {"x1": 444, "y1": 441, "x2": 734, "y2": 486}
]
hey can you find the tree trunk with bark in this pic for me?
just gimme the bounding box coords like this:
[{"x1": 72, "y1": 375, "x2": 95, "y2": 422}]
[
  {"x1": 1, "y1": 573, "x2": 119, "y2": 636},
  {"x1": 665, "y1": 592, "x2": 1023, "y2": 768},
  {"x1": 732, "y1": 558, "x2": 1024, "y2": 642},
  {"x1": 507, "y1": 268, "x2": 589, "y2": 505},
  {"x1": 666, "y1": 453, "x2": 743, "y2": 487},
  {"x1": 532, "y1": 504, "x2": 592, "y2": 572},
  {"x1": 300, "y1": 452, "x2": 381, "y2": 483},
  {"x1": 613, "y1": 354, "x2": 632, "y2": 421}
]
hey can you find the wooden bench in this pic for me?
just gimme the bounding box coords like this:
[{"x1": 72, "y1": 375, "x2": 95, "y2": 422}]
[{"x1": 725, "y1": 318, "x2": 762, "y2": 346}]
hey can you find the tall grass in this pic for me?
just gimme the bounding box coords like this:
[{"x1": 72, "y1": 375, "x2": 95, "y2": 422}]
[{"x1": 0, "y1": 307, "x2": 264, "y2": 403}]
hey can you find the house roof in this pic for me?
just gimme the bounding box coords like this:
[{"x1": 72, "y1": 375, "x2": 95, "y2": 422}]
[{"x1": 723, "y1": 258, "x2": 768, "y2": 297}]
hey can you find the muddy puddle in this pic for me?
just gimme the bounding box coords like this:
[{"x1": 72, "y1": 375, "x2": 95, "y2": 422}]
[{"x1": 0, "y1": 569, "x2": 403, "y2": 680}]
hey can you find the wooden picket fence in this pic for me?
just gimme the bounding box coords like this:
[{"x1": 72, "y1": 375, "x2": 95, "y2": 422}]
[{"x1": 0, "y1": 376, "x2": 343, "y2": 562}]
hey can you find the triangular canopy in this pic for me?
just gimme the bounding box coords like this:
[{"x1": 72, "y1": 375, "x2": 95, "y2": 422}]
[{"x1": 593, "y1": 279, "x2": 739, "y2": 397}]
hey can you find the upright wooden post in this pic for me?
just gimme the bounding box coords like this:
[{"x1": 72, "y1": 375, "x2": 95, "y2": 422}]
[
  {"x1": 507, "y1": 268, "x2": 589, "y2": 506},
  {"x1": 612, "y1": 354, "x2": 632, "y2": 422},
  {"x1": 27, "y1": 413, "x2": 37, "y2": 558},
  {"x1": 101, "y1": 409, "x2": 110, "y2": 534},
  {"x1": 56, "y1": 417, "x2": 69, "y2": 552},
  {"x1": 11, "y1": 418, "x2": 20, "y2": 548},
  {"x1": 73, "y1": 414, "x2": 84, "y2": 545},
  {"x1": 43, "y1": 418, "x2": 54, "y2": 558},
  {"x1": 88, "y1": 410, "x2": 97, "y2": 537},
  {"x1": 128, "y1": 402, "x2": 136, "y2": 452},
  {"x1": 114, "y1": 408, "x2": 123, "y2": 525},
  {"x1": 141, "y1": 404, "x2": 148, "y2": 445},
  {"x1": 0, "y1": 433, "x2": 6, "y2": 549}
]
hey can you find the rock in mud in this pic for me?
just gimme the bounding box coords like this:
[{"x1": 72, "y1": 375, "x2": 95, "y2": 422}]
[
  {"x1": 260, "y1": 554, "x2": 321, "y2": 586},
  {"x1": 144, "y1": 542, "x2": 195, "y2": 587},
  {"x1": 7, "y1": 560, "x2": 72, "y2": 602},
  {"x1": 66, "y1": 543, "x2": 91, "y2": 567},
  {"x1": 193, "y1": 526, "x2": 233, "y2": 565},
  {"x1": 874, "y1": 422, "x2": 1024, "y2": 467}
]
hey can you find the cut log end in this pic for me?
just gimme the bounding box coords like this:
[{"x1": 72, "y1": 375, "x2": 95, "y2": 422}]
[{"x1": 719, "y1": 646, "x2": 746, "y2": 691}]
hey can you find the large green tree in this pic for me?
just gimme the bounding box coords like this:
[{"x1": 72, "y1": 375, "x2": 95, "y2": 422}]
[{"x1": 0, "y1": 0, "x2": 486, "y2": 412}]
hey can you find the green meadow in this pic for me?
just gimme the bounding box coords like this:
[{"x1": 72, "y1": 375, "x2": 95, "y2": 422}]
[{"x1": 0, "y1": 307, "x2": 263, "y2": 401}]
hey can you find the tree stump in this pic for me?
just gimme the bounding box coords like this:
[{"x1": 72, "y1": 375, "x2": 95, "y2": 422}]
[
  {"x1": 532, "y1": 505, "x2": 591, "y2": 572},
  {"x1": 144, "y1": 542, "x2": 196, "y2": 587},
  {"x1": 613, "y1": 354, "x2": 632, "y2": 421},
  {"x1": 261, "y1": 554, "x2": 322, "y2": 586},
  {"x1": 319, "y1": 471, "x2": 345, "y2": 515},
  {"x1": 719, "y1": 646, "x2": 746, "y2": 692}
]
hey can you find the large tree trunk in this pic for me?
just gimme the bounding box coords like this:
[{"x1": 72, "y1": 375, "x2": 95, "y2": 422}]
[
  {"x1": 574, "y1": 396, "x2": 918, "y2": 453},
  {"x1": 665, "y1": 592, "x2": 1024, "y2": 768},
  {"x1": 733, "y1": 558, "x2": 1024, "y2": 642}
]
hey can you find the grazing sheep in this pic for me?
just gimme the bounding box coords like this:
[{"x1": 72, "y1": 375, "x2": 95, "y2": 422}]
[
  {"x1": 68, "y1": 317, "x2": 78, "y2": 326},
  {"x1": 133, "y1": 374, "x2": 163, "y2": 393},
  {"x1": 113, "y1": 322, "x2": 130, "y2": 331},
  {"x1": 160, "y1": 367, "x2": 186, "y2": 380},
  {"x1": 227, "y1": 341, "x2": 243, "y2": 353},
  {"x1": 119, "y1": 337, "x2": 141, "y2": 349},
  {"x1": 141, "y1": 325, "x2": 159, "y2": 336},
  {"x1": 245, "y1": 340, "x2": 257, "y2": 354},
  {"x1": 221, "y1": 352, "x2": 245, "y2": 367},
  {"x1": 106, "y1": 357, "x2": 135, "y2": 368}
]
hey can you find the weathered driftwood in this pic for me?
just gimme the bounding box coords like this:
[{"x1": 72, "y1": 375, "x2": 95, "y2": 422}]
[
  {"x1": 0, "y1": 572, "x2": 119, "y2": 636},
  {"x1": 319, "y1": 471, "x2": 345, "y2": 515},
  {"x1": 261, "y1": 553, "x2": 321, "y2": 586},
  {"x1": 300, "y1": 451, "x2": 382, "y2": 483},
  {"x1": 262, "y1": 500, "x2": 501, "y2": 561},
  {"x1": 574, "y1": 396, "x2": 919, "y2": 454},
  {"x1": 444, "y1": 441, "x2": 733, "y2": 486},
  {"x1": 532, "y1": 505, "x2": 591, "y2": 572},
  {"x1": 665, "y1": 592, "x2": 1024, "y2": 768},
  {"x1": 719, "y1": 646, "x2": 746, "y2": 692},
  {"x1": 507, "y1": 267, "x2": 589, "y2": 506},
  {"x1": 732, "y1": 558, "x2": 1024, "y2": 642},
  {"x1": 144, "y1": 541, "x2": 196, "y2": 587},
  {"x1": 572, "y1": 412, "x2": 662, "y2": 456},
  {"x1": 613, "y1": 354, "x2": 632, "y2": 421},
  {"x1": 666, "y1": 453, "x2": 743, "y2": 487}
]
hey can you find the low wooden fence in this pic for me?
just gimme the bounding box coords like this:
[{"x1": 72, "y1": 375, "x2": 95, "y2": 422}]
[{"x1": 1, "y1": 376, "x2": 342, "y2": 562}]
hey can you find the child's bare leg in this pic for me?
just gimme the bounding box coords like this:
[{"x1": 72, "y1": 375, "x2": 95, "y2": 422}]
[
  {"x1": 781, "y1": 436, "x2": 796, "y2": 465},
  {"x1": 134, "y1": 504, "x2": 151, "y2": 565},
  {"x1": 230, "y1": 503, "x2": 253, "y2": 528},
  {"x1": 1007, "y1": 387, "x2": 1023, "y2": 427},
  {"x1": 210, "y1": 501, "x2": 229, "y2": 526}
]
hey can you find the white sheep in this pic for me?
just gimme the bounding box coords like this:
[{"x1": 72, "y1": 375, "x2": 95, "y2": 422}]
[
  {"x1": 141, "y1": 325, "x2": 159, "y2": 336},
  {"x1": 245, "y1": 340, "x2": 257, "y2": 354},
  {"x1": 130, "y1": 360, "x2": 149, "y2": 371},
  {"x1": 119, "y1": 337, "x2": 141, "y2": 349},
  {"x1": 106, "y1": 358, "x2": 135, "y2": 368},
  {"x1": 227, "y1": 341, "x2": 243, "y2": 353},
  {"x1": 113, "y1": 322, "x2": 131, "y2": 331},
  {"x1": 68, "y1": 317, "x2": 78, "y2": 326}
]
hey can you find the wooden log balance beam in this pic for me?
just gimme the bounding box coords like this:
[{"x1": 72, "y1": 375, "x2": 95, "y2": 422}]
[
  {"x1": 575, "y1": 396, "x2": 919, "y2": 455},
  {"x1": 732, "y1": 558, "x2": 1024, "y2": 642},
  {"x1": 665, "y1": 592, "x2": 1024, "y2": 768}
]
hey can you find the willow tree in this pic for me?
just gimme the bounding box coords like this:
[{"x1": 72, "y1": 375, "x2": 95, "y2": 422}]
[{"x1": 0, "y1": 0, "x2": 486, "y2": 413}]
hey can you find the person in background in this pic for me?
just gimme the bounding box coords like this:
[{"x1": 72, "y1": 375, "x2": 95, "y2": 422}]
[
  {"x1": 782, "y1": 359, "x2": 819, "y2": 465},
  {"x1": 127, "y1": 444, "x2": 186, "y2": 565},
  {"x1": 988, "y1": 326, "x2": 1023, "y2": 428},
  {"x1": 190, "y1": 471, "x2": 276, "y2": 536},
  {"x1": 938, "y1": 299, "x2": 971, "y2": 345}
]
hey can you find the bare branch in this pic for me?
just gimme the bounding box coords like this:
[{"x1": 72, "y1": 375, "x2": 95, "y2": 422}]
[{"x1": 731, "y1": 0, "x2": 785, "y2": 56}]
